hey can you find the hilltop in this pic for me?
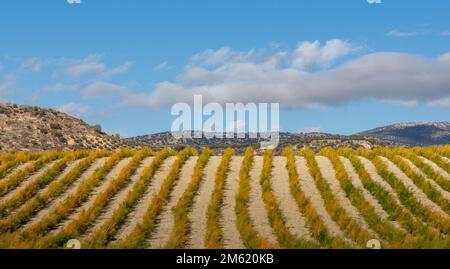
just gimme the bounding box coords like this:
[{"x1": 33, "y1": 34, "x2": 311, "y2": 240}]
[
  {"x1": 125, "y1": 131, "x2": 401, "y2": 154},
  {"x1": 357, "y1": 121, "x2": 450, "y2": 146},
  {"x1": 0, "y1": 104, "x2": 123, "y2": 152}
]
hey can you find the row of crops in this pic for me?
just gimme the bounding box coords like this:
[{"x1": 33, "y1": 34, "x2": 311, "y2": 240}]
[{"x1": 0, "y1": 145, "x2": 448, "y2": 248}]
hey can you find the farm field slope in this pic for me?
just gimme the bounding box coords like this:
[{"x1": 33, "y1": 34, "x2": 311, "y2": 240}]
[{"x1": 0, "y1": 146, "x2": 449, "y2": 249}]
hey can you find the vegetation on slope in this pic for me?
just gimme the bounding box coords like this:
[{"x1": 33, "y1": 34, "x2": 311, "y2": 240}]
[
  {"x1": 82, "y1": 148, "x2": 175, "y2": 248},
  {"x1": 260, "y1": 149, "x2": 319, "y2": 248},
  {"x1": 205, "y1": 148, "x2": 234, "y2": 249},
  {"x1": 0, "y1": 150, "x2": 109, "y2": 234},
  {"x1": 300, "y1": 148, "x2": 373, "y2": 247},
  {"x1": 165, "y1": 148, "x2": 213, "y2": 248},
  {"x1": 235, "y1": 147, "x2": 272, "y2": 249},
  {"x1": 319, "y1": 147, "x2": 407, "y2": 248},
  {"x1": 35, "y1": 148, "x2": 153, "y2": 248},
  {"x1": 110, "y1": 147, "x2": 197, "y2": 249}
]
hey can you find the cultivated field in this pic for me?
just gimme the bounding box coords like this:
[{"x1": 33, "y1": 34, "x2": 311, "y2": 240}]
[{"x1": 0, "y1": 146, "x2": 449, "y2": 249}]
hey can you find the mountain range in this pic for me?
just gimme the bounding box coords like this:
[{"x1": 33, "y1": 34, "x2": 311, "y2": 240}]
[{"x1": 0, "y1": 103, "x2": 448, "y2": 152}]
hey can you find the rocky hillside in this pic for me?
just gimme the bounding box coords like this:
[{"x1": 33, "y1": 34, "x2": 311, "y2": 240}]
[
  {"x1": 0, "y1": 104, "x2": 123, "y2": 152},
  {"x1": 357, "y1": 122, "x2": 450, "y2": 146},
  {"x1": 1, "y1": 103, "x2": 447, "y2": 152}
]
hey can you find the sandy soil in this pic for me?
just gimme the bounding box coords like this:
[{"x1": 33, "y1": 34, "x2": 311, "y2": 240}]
[
  {"x1": 147, "y1": 156, "x2": 198, "y2": 249},
  {"x1": 401, "y1": 157, "x2": 450, "y2": 201},
  {"x1": 357, "y1": 156, "x2": 427, "y2": 229},
  {"x1": 8, "y1": 159, "x2": 83, "y2": 216},
  {"x1": 315, "y1": 156, "x2": 374, "y2": 234},
  {"x1": 0, "y1": 161, "x2": 36, "y2": 182},
  {"x1": 294, "y1": 157, "x2": 350, "y2": 242},
  {"x1": 220, "y1": 156, "x2": 245, "y2": 249},
  {"x1": 270, "y1": 156, "x2": 314, "y2": 241},
  {"x1": 83, "y1": 157, "x2": 155, "y2": 238},
  {"x1": 22, "y1": 157, "x2": 108, "y2": 230},
  {"x1": 113, "y1": 156, "x2": 177, "y2": 242},
  {"x1": 443, "y1": 157, "x2": 450, "y2": 164},
  {"x1": 0, "y1": 159, "x2": 60, "y2": 203},
  {"x1": 187, "y1": 156, "x2": 222, "y2": 249},
  {"x1": 50, "y1": 157, "x2": 133, "y2": 234},
  {"x1": 248, "y1": 156, "x2": 279, "y2": 247},
  {"x1": 379, "y1": 156, "x2": 449, "y2": 218},
  {"x1": 419, "y1": 157, "x2": 450, "y2": 181},
  {"x1": 339, "y1": 156, "x2": 389, "y2": 221}
]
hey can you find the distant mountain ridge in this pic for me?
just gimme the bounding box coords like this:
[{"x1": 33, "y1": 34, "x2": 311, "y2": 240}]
[
  {"x1": 0, "y1": 104, "x2": 448, "y2": 152},
  {"x1": 357, "y1": 121, "x2": 450, "y2": 146}
]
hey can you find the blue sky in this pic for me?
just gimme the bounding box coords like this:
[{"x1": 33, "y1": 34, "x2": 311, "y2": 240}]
[{"x1": 0, "y1": 0, "x2": 449, "y2": 137}]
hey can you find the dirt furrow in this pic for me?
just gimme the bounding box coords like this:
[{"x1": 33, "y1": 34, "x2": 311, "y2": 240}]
[
  {"x1": 0, "y1": 160, "x2": 60, "y2": 203},
  {"x1": 22, "y1": 157, "x2": 108, "y2": 230},
  {"x1": 379, "y1": 156, "x2": 448, "y2": 218},
  {"x1": 401, "y1": 157, "x2": 450, "y2": 201},
  {"x1": 294, "y1": 156, "x2": 349, "y2": 241},
  {"x1": 419, "y1": 157, "x2": 450, "y2": 181},
  {"x1": 0, "y1": 161, "x2": 35, "y2": 182},
  {"x1": 271, "y1": 156, "x2": 314, "y2": 241},
  {"x1": 113, "y1": 157, "x2": 177, "y2": 242},
  {"x1": 221, "y1": 156, "x2": 245, "y2": 249},
  {"x1": 8, "y1": 159, "x2": 84, "y2": 217},
  {"x1": 339, "y1": 156, "x2": 389, "y2": 220},
  {"x1": 50, "y1": 157, "x2": 132, "y2": 234},
  {"x1": 147, "y1": 156, "x2": 198, "y2": 248},
  {"x1": 315, "y1": 156, "x2": 374, "y2": 233},
  {"x1": 83, "y1": 157, "x2": 155, "y2": 238},
  {"x1": 248, "y1": 156, "x2": 278, "y2": 247},
  {"x1": 187, "y1": 156, "x2": 222, "y2": 249}
]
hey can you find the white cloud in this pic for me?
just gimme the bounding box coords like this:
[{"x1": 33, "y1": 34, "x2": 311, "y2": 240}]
[
  {"x1": 124, "y1": 43, "x2": 450, "y2": 111},
  {"x1": 67, "y1": 0, "x2": 81, "y2": 4},
  {"x1": 64, "y1": 54, "x2": 106, "y2": 78},
  {"x1": 427, "y1": 98, "x2": 450, "y2": 109},
  {"x1": 0, "y1": 75, "x2": 15, "y2": 100},
  {"x1": 292, "y1": 39, "x2": 355, "y2": 70},
  {"x1": 190, "y1": 47, "x2": 263, "y2": 67},
  {"x1": 57, "y1": 102, "x2": 91, "y2": 118},
  {"x1": 153, "y1": 61, "x2": 175, "y2": 71},
  {"x1": 82, "y1": 81, "x2": 128, "y2": 99},
  {"x1": 367, "y1": 0, "x2": 382, "y2": 4},
  {"x1": 21, "y1": 57, "x2": 50, "y2": 72},
  {"x1": 385, "y1": 28, "x2": 430, "y2": 37},
  {"x1": 44, "y1": 54, "x2": 134, "y2": 81},
  {"x1": 104, "y1": 61, "x2": 134, "y2": 77}
]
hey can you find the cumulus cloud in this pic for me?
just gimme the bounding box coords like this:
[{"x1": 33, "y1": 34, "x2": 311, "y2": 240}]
[
  {"x1": 57, "y1": 102, "x2": 91, "y2": 118},
  {"x1": 67, "y1": 0, "x2": 81, "y2": 4},
  {"x1": 81, "y1": 81, "x2": 128, "y2": 99},
  {"x1": 292, "y1": 39, "x2": 356, "y2": 70},
  {"x1": 367, "y1": 0, "x2": 382, "y2": 3},
  {"x1": 122, "y1": 42, "x2": 450, "y2": 110}
]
